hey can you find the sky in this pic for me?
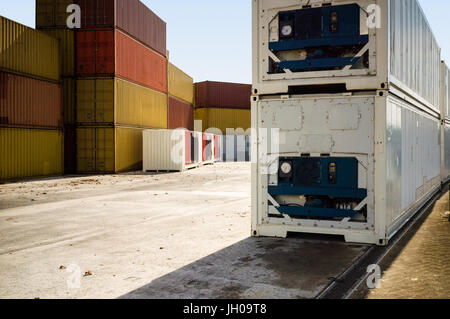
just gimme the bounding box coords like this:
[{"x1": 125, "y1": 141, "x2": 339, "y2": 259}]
[{"x1": 0, "y1": 0, "x2": 448, "y2": 84}]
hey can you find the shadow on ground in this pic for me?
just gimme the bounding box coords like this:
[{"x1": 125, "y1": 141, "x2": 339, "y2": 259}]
[{"x1": 121, "y1": 235, "x2": 369, "y2": 299}]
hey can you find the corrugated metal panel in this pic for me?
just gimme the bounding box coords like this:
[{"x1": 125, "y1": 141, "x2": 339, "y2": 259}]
[
  {"x1": 39, "y1": 29, "x2": 75, "y2": 77},
  {"x1": 389, "y1": 0, "x2": 441, "y2": 110},
  {"x1": 76, "y1": 0, "x2": 166, "y2": 56},
  {"x1": 195, "y1": 81, "x2": 251, "y2": 109},
  {"x1": 168, "y1": 96, "x2": 193, "y2": 130},
  {"x1": 64, "y1": 126, "x2": 76, "y2": 174},
  {"x1": 116, "y1": 30, "x2": 167, "y2": 93},
  {"x1": 76, "y1": 29, "x2": 167, "y2": 92},
  {"x1": 444, "y1": 64, "x2": 449, "y2": 119},
  {"x1": 0, "y1": 128, "x2": 63, "y2": 180},
  {"x1": 76, "y1": 77, "x2": 167, "y2": 127},
  {"x1": 143, "y1": 129, "x2": 185, "y2": 172},
  {"x1": 168, "y1": 63, "x2": 194, "y2": 104},
  {"x1": 77, "y1": 78, "x2": 115, "y2": 124},
  {"x1": 0, "y1": 16, "x2": 60, "y2": 81},
  {"x1": 62, "y1": 78, "x2": 76, "y2": 125},
  {"x1": 36, "y1": 0, "x2": 74, "y2": 28},
  {"x1": 76, "y1": 126, "x2": 144, "y2": 173},
  {"x1": 0, "y1": 71, "x2": 62, "y2": 128},
  {"x1": 115, "y1": 126, "x2": 143, "y2": 172},
  {"x1": 195, "y1": 107, "x2": 251, "y2": 134},
  {"x1": 76, "y1": 30, "x2": 114, "y2": 76},
  {"x1": 115, "y1": 78, "x2": 167, "y2": 128}
]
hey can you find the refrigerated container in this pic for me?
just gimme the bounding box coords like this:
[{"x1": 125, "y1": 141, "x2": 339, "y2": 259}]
[
  {"x1": 0, "y1": 16, "x2": 60, "y2": 82},
  {"x1": 195, "y1": 107, "x2": 251, "y2": 134},
  {"x1": 252, "y1": 92, "x2": 441, "y2": 245},
  {"x1": 143, "y1": 129, "x2": 202, "y2": 172},
  {"x1": 441, "y1": 62, "x2": 450, "y2": 182},
  {"x1": 0, "y1": 71, "x2": 62, "y2": 129},
  {"x1": 76, "y1": 77, "x2": 167, "y2": 128},
  {"x1": 253, "y1": 0, "x2": 442, "y2": 115},
  {"x1": 0, "y1": 127, "x2": 63, "y2": 180}
]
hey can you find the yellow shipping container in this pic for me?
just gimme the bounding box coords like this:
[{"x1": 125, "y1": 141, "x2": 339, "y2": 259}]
[
  {"x1": 36, "y1": 0, "x2": 74, "y2": 28},
  {"x1": 0, "y1": 16, "x2": 60, "y2": 82},
  {"x1": 76, "y1": 126, "x2": 144, "y2": 173},
  {"x1": 195, "y1": 107, "x2": 251, "y2": 134},
  {"x1": 77, "y1": 77, "x2": 167, "y2": 128},
  {"x1": 62, "y1": 78, "x2": 76, "y2": 125},
  {"x1": 168, "y1": 63, "x2": 194, "y2": 104},
  {"x1": 39, "y1": 28, "x2": 75, "y2": 77},
  {"x1": 0, "y1": 128, "x2": 63, "y2": 181}
]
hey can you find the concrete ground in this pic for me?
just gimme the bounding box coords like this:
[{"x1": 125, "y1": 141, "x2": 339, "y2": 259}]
[
  {"x1": 352, "y1": 190, "x2": 450, "y2": 299},
  {"x1": 0, "y1": 163, "x2": 368, "y2": 299}
]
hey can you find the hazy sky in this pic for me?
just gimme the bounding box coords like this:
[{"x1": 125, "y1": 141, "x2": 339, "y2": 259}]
[{"x1": 0, "y1": 0, "x2": 448, "y2": 84}]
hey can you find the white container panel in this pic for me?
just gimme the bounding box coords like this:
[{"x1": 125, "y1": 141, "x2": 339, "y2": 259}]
[
  {"x1": 143, "y1": 129, "x2": 187, "y2": 172},
  {"x1": 444, "y1": 123, "x2": 450, "y2": 181}
]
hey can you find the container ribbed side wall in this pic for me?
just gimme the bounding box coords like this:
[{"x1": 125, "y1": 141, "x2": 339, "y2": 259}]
[
  {"x1": 143, "y1": 129, "x2": 184, "y2": 171},
  {"x1": 0, "y1": 128, "x2": 63, "y2": 180},
  {"x1": 0, "y1": 71, "x2": 62, "y2": 129},
  {"x1": 76, "y1": 77, "x2": 167, "y2": 128},
  {"x1": 168, "y1": 63, "x2": 194, "y2": 104},
  {"x1": 195, "y1": 107, "x2": 251, "y2": 134},
  {"x1": 195, "y1": 81, "x2": 251, "y2": 109},
  {"x1": 389, "y1": 0, "x2": 441, "y2": 110},
  {"x1": 75, "y1": 0, "x2": 166, "y2": 56},
  {"x1": 0, "y1": 16, "x2": 60, "y2": 82},
  {"x1": 76, "y1": 126, "x2": 145, "y2": 173},
  {"x1": 36, "y1": 0, "x2": 75, "y2": 28}
]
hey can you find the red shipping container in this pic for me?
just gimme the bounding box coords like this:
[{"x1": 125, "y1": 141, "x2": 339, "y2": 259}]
[
  {"x1": 76, "y1": 0, "x2": 166, "y2": 56},
  {"x1": 0, "y1": 71, "x2": 62, "y2": 129},
  {"x1": 195, "y1": 81, "x2": 252, "y2": 109},
  {"x1": 76, "y1": 29, "x2": 167, "y2": 93},
  {"x1": 168, "y1": 96, "x2": 193, "y2": 131}
]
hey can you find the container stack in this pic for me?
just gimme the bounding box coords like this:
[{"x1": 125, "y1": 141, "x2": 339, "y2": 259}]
[
  {"x1": 194, "y1": 81, "x2": 251, "y2": 134},
  {"x1": 0, "y1": 16, "x2": 63, "y2": 181},
  {"x1": 74, "y1": 0, "x2": 168, "y2": 173},
  {"x1": 36, "y1": 0, "x2": 77, "y2": 173},
  {"x1": 168, "y1": 63, "x2": 194, "y2": 130},
  {"x1": 194, "y1": 81, "x2": 252, "y2": 162}
]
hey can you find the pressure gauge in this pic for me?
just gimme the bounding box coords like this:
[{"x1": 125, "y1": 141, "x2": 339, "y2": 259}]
[
  {"x1": 281, "y1": 24, "x2": 293, "y2": 37},
  {"x1": 280, "y1": 161, "x2": 292, "y2": 175}
]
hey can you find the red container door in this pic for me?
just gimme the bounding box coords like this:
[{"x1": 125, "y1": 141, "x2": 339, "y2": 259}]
[
  {"x1": 185, "y1": 131, "x2": 191, "y2": 165},
  {"x1": 77, "y1": 0, "x2": 114, "y2": 29},
  {"x1": 76, "y1": 30, "x2": 96, "y2": 76},
  {"x1": 96, "y1": 30, "x2": 114, "y2": 75}
]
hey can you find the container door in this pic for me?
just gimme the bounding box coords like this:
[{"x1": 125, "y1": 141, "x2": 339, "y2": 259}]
[
  {"x1": 96, "y1": 30, "x2": 114, "y2": 75},
  {"x1": 96, "y1": 127, "x2": 115, "y2": 173},
  {"x1": 76, "y1": 31, "x2": 96, "y2": 76}
]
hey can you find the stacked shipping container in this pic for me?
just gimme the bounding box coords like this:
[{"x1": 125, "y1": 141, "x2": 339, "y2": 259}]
[
  {"x1": 36, "y1": 0, "x2": 77, "y2": 173},
  {"x1": 0, "y1": 16, "x2": 63, "y2": 180},
  {"x1": 194, "y1": 81, "x2": 251, "y2": 134},
  {"x1": 73, "y1": 0, "x2": 168, "y2": 173},
  {"x1": 168, "y1": 63, "x2": 194, "y2": 130}
]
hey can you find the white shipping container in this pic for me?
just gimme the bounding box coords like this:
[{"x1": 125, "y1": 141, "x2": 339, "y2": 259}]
[
  {"x1": 251, "y1": 91, "x2": 441, "y2": 245},
  {"x1": 442, "y1": 62, "x2": 449, "y2": 120},
  {"x1": 253, "y1": 0, "x2": 441, "y2": 115},
  {"x1": 143, "y1": 129, "x2": 202, "y2": 172}
]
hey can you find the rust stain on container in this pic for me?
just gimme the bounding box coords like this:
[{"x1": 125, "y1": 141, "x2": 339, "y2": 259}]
[
  {"x1": 76, "y1": 29, "x2": 167, "y2": 93},
  {"x1": 168, "y1": 96, "x2": 194, "y2": 131},
  {"x1": 0, "y1": 71, "x2": 62, "y2": 129},
  {"x1": 76, "y1": 0, "x2": 166, "y2": 56},
  {"x1": 195, "y1": 81, "x2": 252, "y2": 109}
]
